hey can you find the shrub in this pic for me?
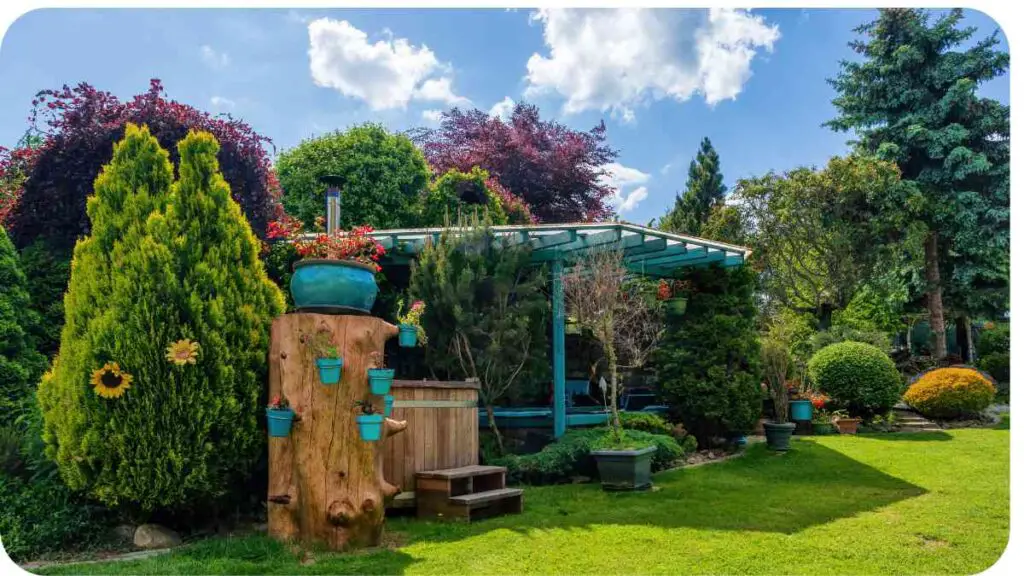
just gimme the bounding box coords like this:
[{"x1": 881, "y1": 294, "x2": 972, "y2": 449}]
[
  {"x1": 494, "y1": 428, "x2": 684, "y2": 486},
  {"x1": 903, "y1": 367, "x2": 996, "y2": 419},
  {"x1": 276, "y1": 124, "x2": 430, "y2": 229},
  {"x1": 654, "y1": 265, "x2": 762, "y2": 446},
  {"x1": 37, "y1": 125, "x2": 285, "y2": 515},
  {"x1": 17, "y1": 238, "x2": 70, "y2": 356},
  {"x1": 806, "y1": 325, "x2": 891, "y2": 357},
  {"x1": 808, "y1": 341, "x2": 902, "y2": 416},
  {"x1": 422, "y1": 167, "x2": 508, "y2": 226},
  {"x1": 977, "y1": 323, "x2": 1009, "y2": 392},
  {"x1": 0, "y1": 227, "x2": 47, "y2": 426}
]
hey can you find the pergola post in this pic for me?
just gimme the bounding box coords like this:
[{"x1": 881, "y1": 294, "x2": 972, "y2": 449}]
[{"x1": 551, "y1": 258, "x2": 567, "y2": 438}]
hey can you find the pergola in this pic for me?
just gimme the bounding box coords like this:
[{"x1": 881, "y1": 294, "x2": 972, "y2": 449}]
[{"x1": 369, "y1": 222, "x2": 752, "y2": 437}]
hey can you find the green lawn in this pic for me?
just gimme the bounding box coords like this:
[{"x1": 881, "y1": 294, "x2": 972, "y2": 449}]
[{"x1": 34, "y1": 428, "x2": 1009, "y2": 575}]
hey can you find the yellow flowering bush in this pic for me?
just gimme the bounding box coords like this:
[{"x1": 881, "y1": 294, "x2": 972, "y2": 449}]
[{"x1": 903, "y1": 367, "x2": 996, "y2": 419}]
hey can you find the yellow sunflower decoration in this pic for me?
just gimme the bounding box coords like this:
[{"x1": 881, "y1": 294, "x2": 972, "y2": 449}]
[
  {"x1": 166, "y1": 339, "x2": 201, "y2": 366},
  {"x1": 91, "y1": 362, "x2": 133, "y2": 399}
]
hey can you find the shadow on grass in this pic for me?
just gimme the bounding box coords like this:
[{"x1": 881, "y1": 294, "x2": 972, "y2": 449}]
[
  {"x1": 391, "y1": 439, "x2": 926, "y2": 544},
  {"x1": 858, "y1": 431, "x2": 953, "y2": 441}
]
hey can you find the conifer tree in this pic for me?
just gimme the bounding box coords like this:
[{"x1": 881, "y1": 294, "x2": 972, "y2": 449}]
[
  {"x1": 0, "y1": 226, "x2": 46, "y2": 424},
  {"x1": 660, "y1": 137, "x2": 727, "y2": 236}
]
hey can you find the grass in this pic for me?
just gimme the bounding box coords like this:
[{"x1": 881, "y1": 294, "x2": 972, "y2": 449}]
[{"x1": 33, "y1": 428, "x2": 1009, "y2": 575}]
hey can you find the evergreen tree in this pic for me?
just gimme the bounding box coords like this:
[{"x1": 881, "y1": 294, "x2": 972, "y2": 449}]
[
  {"x1": 826, "y1": 9, "x2": 1009, "y2": 358},
  {"x1": 0, "y1": 226, "x2": 46, "y2": 424},
  {"x1": 660, "y1": 137, "x2": 727, "y2": 236},
  {"x1": 38, "y1": 125, "x2": 284, "y2": 514}
]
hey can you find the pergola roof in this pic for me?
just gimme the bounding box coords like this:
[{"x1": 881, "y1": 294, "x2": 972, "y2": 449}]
[{"x1": 369, "y1": 222, "x2": 751, "y2": 276}]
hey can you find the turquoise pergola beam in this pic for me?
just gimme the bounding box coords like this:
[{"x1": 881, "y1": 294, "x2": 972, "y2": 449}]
[{"x1": 551, "y1": 258, "x2": 567, "y2": 438}]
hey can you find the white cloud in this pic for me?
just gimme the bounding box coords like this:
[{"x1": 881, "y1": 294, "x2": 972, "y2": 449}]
[
  {"x1": 660, "y1": 162, "x2": 674, "y2": 175},
  {"x1": 421, "y1": 109, "x2": 443, "y2": 124},
  {"x1": 599, "y1": 162, "x2": 651, "y2": 213},
  {"x1": 307, "y1": 18, "x2": 467, "y2": 110},
  {"x1": 488, "y1": 96, "x2": 515, "y2": 121},
  {"x1": 200, "y1": 45, "x2": 230, "y2": 69},
  {"x1": 525, "y1": 8, "x2": 779, "y2": 120},
  {"x1": 210, "y1": 96, "x2": 236, "y2": 110}
]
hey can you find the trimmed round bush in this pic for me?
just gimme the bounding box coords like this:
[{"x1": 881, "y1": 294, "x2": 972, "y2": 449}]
[
  {"x1": 903, "y1": 367, "x2": 996, "y2": 419},
  {"x1": 807, "y1": 341, "x2": 902, "y2": 416}
]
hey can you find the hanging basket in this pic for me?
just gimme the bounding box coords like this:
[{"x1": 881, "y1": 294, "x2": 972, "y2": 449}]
[
  {"x1": 266, "y1": 408, "x2": 295, "y2": 438},
  {"x1": 398, "y1": 324, "x2": 418, "y2": 348},
  {"x1": 368, "y1": 368, "x2": 395, "y2": 395},
  {"x1": 316, "y1": 357, "x2": 343, "y2": 385},
  {"x1": 356, "y1": 414, "x2": 384, "y2": 441}
]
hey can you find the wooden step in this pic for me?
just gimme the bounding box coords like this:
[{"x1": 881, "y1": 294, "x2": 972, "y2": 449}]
[
  {"x1": 417, "y1": 465, "x2": 506, "y2": 480},
  {"x1": 418, "y1": 488, "x2": 523, "y2": 522},
  {"x1": 450, "y1": 488, "x2": 523, "y2": 509}
]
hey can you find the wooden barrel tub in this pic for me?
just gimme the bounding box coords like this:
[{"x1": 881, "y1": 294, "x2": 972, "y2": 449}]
[{"x1": 383, "y1": 380, "x2": 480, "y2": 500}]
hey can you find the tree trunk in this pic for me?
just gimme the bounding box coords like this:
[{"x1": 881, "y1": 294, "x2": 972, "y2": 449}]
[
  {"x1": 955, "y1": 315, "x2": 973, "y2": 363},
  {"x1": 816, "y1": 303, "x2": 834, "y2": 331},
  {"x1": 267, "y1": 313, "x2": 407, "y2": 550},
  {"x1": 924, "y1": 231, "x2": 947, "y2": 358},
  {"x1": 485, "y1": 404, "x2": 505, "y2": 455},
  {"x1": 606, "y1": 339, "x2": 621, "y2": 438}
]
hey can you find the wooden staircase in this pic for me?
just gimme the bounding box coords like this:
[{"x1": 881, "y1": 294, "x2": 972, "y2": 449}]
[{"x1": 415, "y1": 465, "x2": 523, "y2": 522}]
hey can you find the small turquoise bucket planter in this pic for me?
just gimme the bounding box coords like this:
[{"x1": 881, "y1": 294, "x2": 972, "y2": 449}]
[
  {"x1": 316, "y1": 358, "x2": 343, "y2": 385},
  {"x1": 384, "y1": 394, "x2": 394, "y2": 417},
  {"x1": 789, "y1": 400, "x2": 812, "y2": 421},
  {"x1": 368, "y1": 368, "x2": 395, "y2": 395},
  {"x1": 356, "y1": 414, "x2": 384, "y2": 441},
  {"x1": 398, "y1": 324, "x2": 418, "y2": 348},
  {"x1": 266, "y1": 408, "x2": 295, "y2": 438}
]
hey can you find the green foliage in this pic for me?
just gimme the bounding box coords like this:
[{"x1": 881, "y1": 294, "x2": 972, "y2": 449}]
[
  {"x1": 0, "y1": 227, "x2": 47, "y2": 426},
  {"x1": 976, "y1": 323, "x2": 1009, "y2": 358},
  {"x1": 619, "y1": 412, "x2": 673, "y2": 436},
  {"x1": 832, "y1": 284, "x2": 906, "y2": 336},
  {"x1": 806, "y1": 325, "x2": 891, "y2": 357},
  {"x1": 654, "y1": 265, "x2": 762, "y2": 445},
  {"x1": 808, "y1": 341, "x2": 902, "y2": 416},
  {"x1": 660, "y1": 137, "x2": 726, "y2": 235},
  {"x1": 494, "y1": 428, "x2": 684, "y2": 486},
  {"x1": 17, "y1": 239, "x2": 70, "y2": 356},
  {"x1": 261, "y1": 241, "x2": 300, "y2": 310},
  {"x1": 699, "y1": 203, "x2": 746, "y2": 245},
  {"x1": 275, "y1": 123, "x2": 430, "y2": 229},
  {"x1": 37, "y1": 125, "x2": 285, "y2": 515},
  {"x1": 422, "y1": 167, "x2": 508, "y2": 226}
]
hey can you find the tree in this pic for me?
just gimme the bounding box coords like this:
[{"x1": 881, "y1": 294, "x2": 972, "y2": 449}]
[
  {"x1": 422, "y1": 167, "x2": 509, "y2": 226},
  {"x1": 654, "y1": 265, "x2": 762, "y2": 446},
  {"x1": 660, "y1": 137, "x2": 727, "y2": 236},
  {"x1": 0, "y1": 226, "x2": 47, "y2": 424},
  {"x1": 276, "y1": 124, "x2": 431, "y2": 230},
  {"x1": 38, "y1": 125, "x2": 285, "y2": 514},
  {"x1": 415, "y1": 102, "x2": 617, "y2": 223},
  {"x1": 408, "y1": 217, "x2": 549, "y2": 453},
  {"x1": 826, "y1": 9, "x2": 1010, "y2": 358}
]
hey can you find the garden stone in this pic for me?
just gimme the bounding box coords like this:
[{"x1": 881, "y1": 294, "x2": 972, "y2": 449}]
[
  {"x1": 113, "y1": 524, "x2": 136, "y2": 542},
  {"x1": 134, "y1": 524, "x2": 181, "y2": 549}
]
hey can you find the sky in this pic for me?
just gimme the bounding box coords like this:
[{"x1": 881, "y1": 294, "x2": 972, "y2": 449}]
[{"x1": 0, "y1": 7, "x2": 1009, "y2": 226}]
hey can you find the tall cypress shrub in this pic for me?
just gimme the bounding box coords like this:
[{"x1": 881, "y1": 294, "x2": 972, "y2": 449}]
[
  {"x1": 0, "y1": 226, "x2": 46, "y2": 424},
  {"x1": 38, "y1": 125, "x2": 284, "y2": 514}
]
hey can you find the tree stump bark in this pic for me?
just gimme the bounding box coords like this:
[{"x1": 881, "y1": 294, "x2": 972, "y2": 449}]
[{"x1": 267, "y1": 313, "x2": 406, "y2": 550}]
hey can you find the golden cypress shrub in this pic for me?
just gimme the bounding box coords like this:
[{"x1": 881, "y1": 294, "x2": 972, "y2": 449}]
[{"x1": 903, "y1": 367, "x2": 996, "y2": 420}]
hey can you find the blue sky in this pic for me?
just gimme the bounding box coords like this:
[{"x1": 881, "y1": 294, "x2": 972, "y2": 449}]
[{"x1": 0, "y1": 8, "x2": 1009, "y2": 226}]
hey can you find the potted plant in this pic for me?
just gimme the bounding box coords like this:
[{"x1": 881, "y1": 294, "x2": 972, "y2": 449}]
[
  {"x1": 656, "y1": 279, "x2": 687, "y2": 315},
  {"x1": 590, "y1": 433, "x2": 658, "y2": 491},
  {"x1": 354, "y1": 400, "x2": 384, "y2": 441},
  {"x1": 272, "y1": 216, "x2": 386, "y2": 313},
  {"x1": 762, "y1": 339, "x2": 797, "y2": 451},
  {"x1": 833, "y1": 410, "x2": 861, "y2": 435},
  {"x1": 267, "y1": 395, "x2": 295, "y2": 438},
  {"x1": 788, "y1": 377, "x2": 813, "y2": 422},
  {"x1": 367, "y1": 352, "x2": 394, "y2": 395},
  {"x1": 308, "y1": 328, "x2": 343, "y2": 385},
  {"x1": 396, "y1": 298, "x2": 427, "y2": 348},
  {"x1": 810, "y1": 392, "x2": 834, "y2": 435}
]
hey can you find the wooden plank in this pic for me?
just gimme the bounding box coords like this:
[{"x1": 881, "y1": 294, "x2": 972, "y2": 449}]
[
  {"x1": 417, "y1": 465, "x2": 507, "y2": 480},
  {"x1": 391, "y1": 379, "x2": 481, "y2": 390},
  {"x1": 450, "y1": 488, "x2": 523, "y2": 508}
]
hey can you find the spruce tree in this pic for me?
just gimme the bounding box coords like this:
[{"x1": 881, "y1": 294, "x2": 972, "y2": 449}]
[
  {"x1": 0, "y1": 226, "x2": 46, "y2": 424},
  {"x1": 38, "y1": 125, "x2": 284, "y2": 513},
  {"x1": 826, "y1": 9, "x2": 1009, "y2": 358},
  {"x1": 660, "y1": 137, "x2": 727, "y2": 236}
]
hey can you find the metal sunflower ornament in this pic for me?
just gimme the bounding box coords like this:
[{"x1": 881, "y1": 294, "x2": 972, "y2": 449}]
[
  {"x1": 91, "y1": 362, "x2": 133, "y2": 399},
  {"x1": 166, "y1": 339, "x2": 201, "y2": 366}
]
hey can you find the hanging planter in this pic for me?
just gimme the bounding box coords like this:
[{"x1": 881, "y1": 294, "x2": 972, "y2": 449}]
[
  {"x1": 316, "y1": 358, "x2": 343, "y2": 385},
  {"x1": 367, "y1": 352, "x2": 394, "y2": 395},
  {"x1": 307, "y1": 328, "x2": 343, "y2": 385},
  {"x1": 383, "y1": 394, "x2": 394, "y2": 417},
  {"x1": 398, "y1": 325, "x2": 418, "y2": 348},
  {"x1": 354, "y1": 401, "x2": 383, "y2": 441},
  {"x1": 396, "y1": 299, "x2": 426, "y2": 348},
  {"x1": 267, "y1": 396, "x2": 295, "y2": 438}
]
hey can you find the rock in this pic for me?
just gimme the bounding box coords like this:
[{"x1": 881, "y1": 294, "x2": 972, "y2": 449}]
[
  {"x1": 113, "y1": 524, "x2": 136, "y2": 542},
  {"x1": 134, "y1": 524, "x2": 182, "y2": 549}
]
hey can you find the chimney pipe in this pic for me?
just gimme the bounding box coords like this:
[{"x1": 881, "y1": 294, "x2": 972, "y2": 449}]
[{"x1": 319, "y1": 175, "x2": 344, "y2": 235}]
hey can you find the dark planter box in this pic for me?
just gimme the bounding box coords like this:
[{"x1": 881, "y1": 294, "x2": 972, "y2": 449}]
[
  {"x1": 590, "y1": 446, "x2": 656, "y2": 491},
  {"x1": 764, "y1": 421, "x2": 797, "y2": 451}
]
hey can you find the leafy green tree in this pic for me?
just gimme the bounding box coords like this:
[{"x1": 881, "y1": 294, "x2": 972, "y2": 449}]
[
  {"x1": 660, "y1": 137, "x2": 726, "y2": 236},
  {"x1": 700, "y1": 204, "x2": 746, "y2": 245},
  {"x1": 654, "y1": 265, "x2": 762, "y2": 446},
  {"x1": 0, "y1": 226, "x2": 47, "y2": 424},
  {"x1": 422, "y1": 167, "x2": 508, "y2": 226},
  {"x1": 826, "y1": 8, "x2": 1009, "y2": 358},
  {"x1": 276, "y1": 123, "x2": 430, "y2": 229},
  {"x1": 409, "y1": 218, "x2": 549, "y2": 453},
  {"x1": 38, "y1": 125, "x2": 284, "y2": 514}
]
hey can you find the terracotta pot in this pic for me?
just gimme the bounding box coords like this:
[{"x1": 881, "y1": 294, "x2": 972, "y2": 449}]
[{"x1": 834, "y1": 417, "x2": 861, "y2": 435}]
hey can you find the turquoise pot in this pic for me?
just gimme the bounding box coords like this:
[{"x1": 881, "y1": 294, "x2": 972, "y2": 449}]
[
  {"x1": 398, "y1": 324, "x2": 418, "y2": 347},
  {"x1": 290, "y1": 259, "x2": 378, "y2": 314},
  {"x1": 316, "y1": 358, "x2": 343, "y2": 385},
  {"x1": 384, "y1": 394, "x2": 394, "y2": 417},
  {"x1": 356, "y1": 414, "x2": 384, "y2": 441},
  {"x1": 368, "y1": 368, "x2": 394, "y2": 395},
  {"x1": 790, "y1": 400, "x2": 813, "y2": 421},
  {"x1": 266, "y1": 408, "x2": 295, "y2": 438}
]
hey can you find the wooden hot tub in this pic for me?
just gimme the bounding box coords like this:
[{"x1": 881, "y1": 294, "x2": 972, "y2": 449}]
[{"x1": 383, "y1": 379, "x2": 480, "y2": 501}]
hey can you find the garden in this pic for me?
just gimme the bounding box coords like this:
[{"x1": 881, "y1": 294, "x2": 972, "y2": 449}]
[{"x1": 0, "y1": 8, "x2": 1011, "y2": 575}]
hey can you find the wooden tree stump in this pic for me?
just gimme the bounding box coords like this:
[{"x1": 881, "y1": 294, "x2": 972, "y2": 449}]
[{"x1": 267, "y1": 313, "x2": 406, "y2": 550}]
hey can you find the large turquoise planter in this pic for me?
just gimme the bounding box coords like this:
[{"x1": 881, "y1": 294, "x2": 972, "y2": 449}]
[
  {"x1": 266, "y1": 408, "x2": 295, "y2": 438},
  {"x1": 290, "y1": 259, "x2": 379, "y2": 314},
  {"x1": 368, "y1": 368, "x2": 394, "y2": 395},
  {"x1": 398, "y1": 324, "x2": 418, "y2": 347},
  {"x1": 356, "y1": 414, "x2": 384, "y2": 441},
  {"x1": 316, "y1": 358, "x2": 343, "y2": 385},
  {"x1": 789, "y1": 400, "x2": 812, "y2": 422}
]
